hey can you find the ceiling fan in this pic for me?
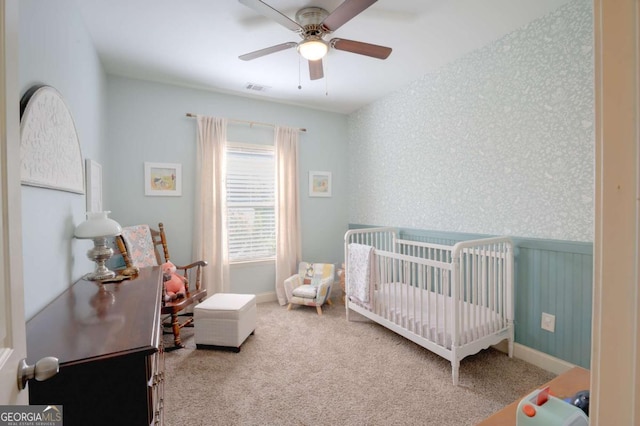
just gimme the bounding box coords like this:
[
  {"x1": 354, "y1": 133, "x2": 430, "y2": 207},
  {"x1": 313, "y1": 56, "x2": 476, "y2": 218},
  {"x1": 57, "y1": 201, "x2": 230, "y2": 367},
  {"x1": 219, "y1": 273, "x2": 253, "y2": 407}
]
[{"x1": 238, "y1": 0, "x2": 392, "y2": 81}]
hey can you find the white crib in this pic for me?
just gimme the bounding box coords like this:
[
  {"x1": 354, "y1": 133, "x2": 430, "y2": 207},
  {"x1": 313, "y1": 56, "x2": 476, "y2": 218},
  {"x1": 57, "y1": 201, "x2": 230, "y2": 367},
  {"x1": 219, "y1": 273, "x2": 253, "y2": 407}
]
[{"x1": 344, "y1": 227, "x2": 514, "y2": 385}]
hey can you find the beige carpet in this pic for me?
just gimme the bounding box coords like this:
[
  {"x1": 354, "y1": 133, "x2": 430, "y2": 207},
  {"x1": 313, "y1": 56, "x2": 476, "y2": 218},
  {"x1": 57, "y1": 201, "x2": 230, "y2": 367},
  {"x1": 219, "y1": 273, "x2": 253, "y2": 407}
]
[{"x1": 163, "y1": 300, "x2": 555, "y2": 426}]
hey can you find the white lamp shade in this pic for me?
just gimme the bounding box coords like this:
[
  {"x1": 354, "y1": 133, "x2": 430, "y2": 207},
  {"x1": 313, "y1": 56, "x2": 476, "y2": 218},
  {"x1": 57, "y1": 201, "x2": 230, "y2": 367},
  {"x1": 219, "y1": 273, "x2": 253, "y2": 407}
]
[
  {"x1": 74, "y1": 211, "x2": 122, "y2": 239},
  {"x1": 298, "y1": 38, "x2": 328, "y2": 61}
]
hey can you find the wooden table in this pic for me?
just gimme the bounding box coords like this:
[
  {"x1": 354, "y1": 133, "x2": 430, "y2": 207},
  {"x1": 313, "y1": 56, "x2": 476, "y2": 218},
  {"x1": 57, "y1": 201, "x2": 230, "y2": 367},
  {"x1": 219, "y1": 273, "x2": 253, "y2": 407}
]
[{"x1": 477, "y1": 366, "x2": 590, "y2": 425}]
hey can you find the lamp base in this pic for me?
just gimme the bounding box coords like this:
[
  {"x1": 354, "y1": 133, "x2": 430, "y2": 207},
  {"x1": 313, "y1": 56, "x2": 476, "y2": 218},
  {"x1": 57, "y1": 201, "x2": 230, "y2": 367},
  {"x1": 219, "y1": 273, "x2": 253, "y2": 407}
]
[
  {"x1": 85, "y1": 237, "x2": 117, "y2": 282},
  {"x1": 84, "y1": 270, "x2": 116, "y2": 281}
]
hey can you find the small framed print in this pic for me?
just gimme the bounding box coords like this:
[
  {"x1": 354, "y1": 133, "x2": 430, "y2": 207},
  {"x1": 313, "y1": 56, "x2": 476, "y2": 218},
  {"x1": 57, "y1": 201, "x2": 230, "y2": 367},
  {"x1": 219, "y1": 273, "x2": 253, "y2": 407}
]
[
  {"x1": 309, "y1": 171, "x2": 331, "y2": 197},
  {"x1": 144, "y1": 162, "x2": 182, "y2": 196}
]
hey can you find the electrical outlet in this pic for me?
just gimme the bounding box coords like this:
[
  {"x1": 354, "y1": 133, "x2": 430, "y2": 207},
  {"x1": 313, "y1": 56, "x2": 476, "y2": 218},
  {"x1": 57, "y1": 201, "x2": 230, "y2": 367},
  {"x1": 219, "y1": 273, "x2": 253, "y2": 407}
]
[{"x1": 541, "y1": 312, "x2": 555, "y2": 332}]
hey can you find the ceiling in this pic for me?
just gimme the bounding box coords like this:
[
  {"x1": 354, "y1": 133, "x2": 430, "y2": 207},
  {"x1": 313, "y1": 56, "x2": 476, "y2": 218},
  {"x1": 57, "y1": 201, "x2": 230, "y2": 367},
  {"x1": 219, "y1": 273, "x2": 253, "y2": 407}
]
[{"x1": 75, "y1": 0, "x2": 572, "y2": 114}]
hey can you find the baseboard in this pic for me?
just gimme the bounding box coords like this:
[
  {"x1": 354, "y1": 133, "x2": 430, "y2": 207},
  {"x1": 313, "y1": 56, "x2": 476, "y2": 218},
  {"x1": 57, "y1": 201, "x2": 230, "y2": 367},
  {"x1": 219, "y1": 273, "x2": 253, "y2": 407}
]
[
  {"x1": 255, "y1": 290, "x2": 343, "y2": 305},
  {"x1": 255, "y1": 292, "x2": 278, "y2": 304},
  {"x1": 492, "y1": 341, "x2": 577, "y2": 375}
]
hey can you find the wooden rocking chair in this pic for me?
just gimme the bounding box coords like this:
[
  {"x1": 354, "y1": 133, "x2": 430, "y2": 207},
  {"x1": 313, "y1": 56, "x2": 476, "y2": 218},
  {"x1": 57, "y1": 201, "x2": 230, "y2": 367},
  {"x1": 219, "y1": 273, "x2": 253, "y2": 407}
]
[{"x1": 116, "y1": 222, "x2": 208, "y2": 349}]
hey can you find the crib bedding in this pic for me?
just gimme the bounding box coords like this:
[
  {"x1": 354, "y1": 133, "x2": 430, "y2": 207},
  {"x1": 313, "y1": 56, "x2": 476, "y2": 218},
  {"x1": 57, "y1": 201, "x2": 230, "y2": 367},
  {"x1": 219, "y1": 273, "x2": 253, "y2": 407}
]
[{"x1": 346, "y1": 243, "x2": 374, "y2": 307}]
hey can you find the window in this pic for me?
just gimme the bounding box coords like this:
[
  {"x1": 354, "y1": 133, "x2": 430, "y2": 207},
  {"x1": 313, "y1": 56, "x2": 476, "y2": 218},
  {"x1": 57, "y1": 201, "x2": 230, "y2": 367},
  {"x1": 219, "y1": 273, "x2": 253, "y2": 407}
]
[{"x1": 226, "y1": 142, "x2": 275, "y2": 262}]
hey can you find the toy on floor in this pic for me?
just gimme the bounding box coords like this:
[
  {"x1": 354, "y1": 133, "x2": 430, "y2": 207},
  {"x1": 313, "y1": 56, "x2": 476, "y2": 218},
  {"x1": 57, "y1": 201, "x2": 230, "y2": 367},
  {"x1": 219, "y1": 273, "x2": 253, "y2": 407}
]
[
  {"x1": 565, "y1": 390, "x2": 590, "y2": 416},
  {"x1": 516, "y1": 386, "x2": 589, "y2": 426},
  {"x1": 162, "y1": 261, "x2": 187, "y2": 302}
]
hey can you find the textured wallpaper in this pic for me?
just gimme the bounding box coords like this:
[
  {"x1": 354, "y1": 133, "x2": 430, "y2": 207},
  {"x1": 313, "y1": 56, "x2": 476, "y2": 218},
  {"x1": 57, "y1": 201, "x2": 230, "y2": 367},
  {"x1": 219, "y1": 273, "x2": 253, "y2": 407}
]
[{"x1": 348, "y1": 0, "x2": 594, "y2": 242}]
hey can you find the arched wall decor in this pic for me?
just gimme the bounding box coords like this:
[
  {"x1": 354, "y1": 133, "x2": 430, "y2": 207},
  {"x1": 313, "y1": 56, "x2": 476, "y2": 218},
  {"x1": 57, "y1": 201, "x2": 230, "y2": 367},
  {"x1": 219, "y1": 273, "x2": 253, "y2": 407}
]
[{"x1": 19, "y1": 85, "x2": 84, "y2": 194}]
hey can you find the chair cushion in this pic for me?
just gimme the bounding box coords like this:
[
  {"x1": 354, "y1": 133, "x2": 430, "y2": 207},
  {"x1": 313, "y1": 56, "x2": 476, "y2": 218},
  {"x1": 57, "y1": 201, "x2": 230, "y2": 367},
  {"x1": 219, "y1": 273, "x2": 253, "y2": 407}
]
[
  {"x1": 292, "y1": 285, "x2": 317, "y2": 299},
  {"x1": 120, "y1": 225, "x2": 158, "y2": 267}
]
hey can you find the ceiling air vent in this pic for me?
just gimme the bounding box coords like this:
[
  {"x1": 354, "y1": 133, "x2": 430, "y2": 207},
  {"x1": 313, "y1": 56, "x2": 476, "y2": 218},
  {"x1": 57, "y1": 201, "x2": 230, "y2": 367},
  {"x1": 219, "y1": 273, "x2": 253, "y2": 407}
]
[{"x1": 245, "y1": 83, "x2": 269, "y2": 92}]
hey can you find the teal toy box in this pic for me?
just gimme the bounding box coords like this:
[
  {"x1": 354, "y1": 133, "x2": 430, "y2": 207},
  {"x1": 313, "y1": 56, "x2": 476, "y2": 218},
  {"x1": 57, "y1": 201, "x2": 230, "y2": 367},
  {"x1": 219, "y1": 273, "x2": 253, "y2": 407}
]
[{"x1": 516, "y1": 386, "x2": 588, "y2": 425}]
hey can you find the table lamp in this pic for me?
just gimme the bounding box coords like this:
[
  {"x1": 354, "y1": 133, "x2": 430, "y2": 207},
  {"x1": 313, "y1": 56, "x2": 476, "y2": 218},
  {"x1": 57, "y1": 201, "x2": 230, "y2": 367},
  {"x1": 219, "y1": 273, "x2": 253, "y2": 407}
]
[{"x1": 74, "y1": 211, "x2": 122, "y2": 281}]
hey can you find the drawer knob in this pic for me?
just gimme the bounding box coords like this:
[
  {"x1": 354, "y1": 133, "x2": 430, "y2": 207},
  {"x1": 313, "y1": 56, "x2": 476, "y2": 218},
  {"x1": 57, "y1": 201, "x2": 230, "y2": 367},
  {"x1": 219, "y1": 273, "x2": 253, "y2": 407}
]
[{"x1": 17, "y1": 357, "x2": 59, "y2": 390}]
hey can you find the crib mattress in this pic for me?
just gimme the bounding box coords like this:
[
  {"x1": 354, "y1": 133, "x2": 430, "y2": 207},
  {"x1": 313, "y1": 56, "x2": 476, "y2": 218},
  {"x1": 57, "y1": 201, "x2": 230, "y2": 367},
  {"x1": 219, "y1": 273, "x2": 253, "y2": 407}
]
[{"x1": 372, "y1": 282, "x2": 505, "y2": 349}]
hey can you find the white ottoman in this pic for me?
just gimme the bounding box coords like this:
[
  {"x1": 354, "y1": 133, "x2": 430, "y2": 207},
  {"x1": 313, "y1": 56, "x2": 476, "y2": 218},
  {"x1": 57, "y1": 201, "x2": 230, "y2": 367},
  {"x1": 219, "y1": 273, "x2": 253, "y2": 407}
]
[{"x1": 194, "y1": 293, "x2": 256, "y2": 352}]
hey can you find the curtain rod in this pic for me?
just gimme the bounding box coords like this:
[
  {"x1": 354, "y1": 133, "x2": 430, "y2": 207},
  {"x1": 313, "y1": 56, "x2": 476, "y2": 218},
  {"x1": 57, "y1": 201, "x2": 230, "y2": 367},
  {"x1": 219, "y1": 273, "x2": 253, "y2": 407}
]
[{"x1": 185, "y1": 113, "x2": 306, "y2": 133}]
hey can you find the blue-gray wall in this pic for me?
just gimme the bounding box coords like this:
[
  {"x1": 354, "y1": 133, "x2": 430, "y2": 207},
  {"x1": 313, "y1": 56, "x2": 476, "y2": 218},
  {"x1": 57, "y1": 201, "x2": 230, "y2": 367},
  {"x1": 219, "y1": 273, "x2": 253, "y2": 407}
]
[
  {"x1": 104, "y1": 75, "x2": 349, "y2": 295},
  {"x1": 347, "y1": 0, "x2": 594, "y2": 367},
  {"x1": 515, "y1": 238, "x2": 592, "y2": 368},
  {"x1": 19, "y1": 0, "x2": 108, "y2": 319},
  {"x1": 18, "y1": 0, "x2": 349, "y2": 316}
]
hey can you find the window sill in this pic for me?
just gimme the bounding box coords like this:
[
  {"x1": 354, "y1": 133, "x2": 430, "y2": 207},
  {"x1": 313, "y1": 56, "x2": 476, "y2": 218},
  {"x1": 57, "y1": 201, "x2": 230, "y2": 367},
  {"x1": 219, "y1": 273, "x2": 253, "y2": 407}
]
[{"x1": 230, "y1": 258, "x2": 276, "y2": 267}]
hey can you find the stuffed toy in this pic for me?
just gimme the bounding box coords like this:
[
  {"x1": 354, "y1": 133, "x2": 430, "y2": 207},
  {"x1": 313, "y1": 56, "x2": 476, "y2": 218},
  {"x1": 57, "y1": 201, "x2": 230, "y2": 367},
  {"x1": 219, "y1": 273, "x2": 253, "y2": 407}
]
[{"x1": 161, "y1": 261, "x2": 187, "y2": 302}]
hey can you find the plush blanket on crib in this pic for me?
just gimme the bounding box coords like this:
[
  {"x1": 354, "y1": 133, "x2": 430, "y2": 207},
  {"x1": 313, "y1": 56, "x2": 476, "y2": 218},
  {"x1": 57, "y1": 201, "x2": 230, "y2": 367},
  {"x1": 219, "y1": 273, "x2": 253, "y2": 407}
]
[{"x1": 347, "y1": 243, "x2": 374, "y2": 307}]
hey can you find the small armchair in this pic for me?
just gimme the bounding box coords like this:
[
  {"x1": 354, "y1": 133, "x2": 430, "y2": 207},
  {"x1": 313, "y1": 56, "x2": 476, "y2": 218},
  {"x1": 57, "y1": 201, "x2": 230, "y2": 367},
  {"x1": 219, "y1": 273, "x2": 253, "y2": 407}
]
[
  {"x1": 284, "y1": 262, "x2": 335, "y2": 315},
  {"x1": 115, "y1": 222, "x2": 207, "y2": 349}
]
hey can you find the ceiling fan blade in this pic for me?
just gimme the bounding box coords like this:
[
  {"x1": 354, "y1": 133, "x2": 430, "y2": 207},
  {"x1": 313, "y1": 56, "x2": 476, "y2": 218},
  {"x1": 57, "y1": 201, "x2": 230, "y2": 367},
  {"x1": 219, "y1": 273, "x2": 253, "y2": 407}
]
[
  {"x1": 321, "y1": 0, "x2": 377, "y2": 31},
  {"x1": 309, "y1": 59, "x2": 324, "y2": 80},
  {"x1": 238, "y1": 0, "x2": 303, "y2": 32},
  {"x1": 239, "y1": 42, "x2": 297, "y2": 61},
  {"x1": 331, "y1": 38, "x2": 392, "y2": 59}
]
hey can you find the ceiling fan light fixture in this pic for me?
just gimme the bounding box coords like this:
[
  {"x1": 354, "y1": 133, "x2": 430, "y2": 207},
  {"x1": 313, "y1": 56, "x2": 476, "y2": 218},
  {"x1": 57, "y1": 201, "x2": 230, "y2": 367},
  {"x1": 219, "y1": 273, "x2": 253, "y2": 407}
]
[{"x1": 297, "y1": 38, "x2": 328, "y2": 61}]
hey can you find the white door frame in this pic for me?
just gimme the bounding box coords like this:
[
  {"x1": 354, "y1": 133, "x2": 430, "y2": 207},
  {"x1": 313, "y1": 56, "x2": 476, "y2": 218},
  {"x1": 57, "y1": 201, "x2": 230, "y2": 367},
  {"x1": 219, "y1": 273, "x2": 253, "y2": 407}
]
[
  {"x1": 0, "y1": 0, "x2": 28, "y2": 405},
  {"x1": 592, "y1": 0, "x2": 639, "y2": 424}
]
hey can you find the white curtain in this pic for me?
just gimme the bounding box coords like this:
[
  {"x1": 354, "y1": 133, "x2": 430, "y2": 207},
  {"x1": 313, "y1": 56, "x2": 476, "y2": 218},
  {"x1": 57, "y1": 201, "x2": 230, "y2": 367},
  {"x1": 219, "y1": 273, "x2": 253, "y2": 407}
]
[
  {"x1": 274, "y1": 126, "x2": 301, "y2": 305},
  {"x1": 193, "y1": 115, "x2": 230, "y2": 294}
]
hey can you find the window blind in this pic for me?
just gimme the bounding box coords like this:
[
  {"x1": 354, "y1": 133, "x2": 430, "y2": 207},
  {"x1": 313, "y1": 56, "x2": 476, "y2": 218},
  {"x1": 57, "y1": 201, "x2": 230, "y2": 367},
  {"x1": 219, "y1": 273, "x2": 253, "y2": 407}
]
[{"x1": 226, "y1": 143, "x2": 275, "y2": 262}]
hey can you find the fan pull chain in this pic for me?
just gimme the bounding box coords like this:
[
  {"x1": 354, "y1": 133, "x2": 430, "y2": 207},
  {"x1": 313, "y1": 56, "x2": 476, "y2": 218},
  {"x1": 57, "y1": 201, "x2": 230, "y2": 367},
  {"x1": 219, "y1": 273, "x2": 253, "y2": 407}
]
[
  {"x1": 324, "y1": 57, "x2": 329, "y2": 96},
  {"x1": 298, "y1": 56, "x2": 302, "y2": 90}
]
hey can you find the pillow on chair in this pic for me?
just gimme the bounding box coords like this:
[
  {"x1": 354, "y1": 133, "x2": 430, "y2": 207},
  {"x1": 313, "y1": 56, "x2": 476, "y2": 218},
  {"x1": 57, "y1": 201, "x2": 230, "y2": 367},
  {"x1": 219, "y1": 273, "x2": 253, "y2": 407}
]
[
  {"x1": 302, "y1": 263, "x2": 325, "y2": 288},
  {"x1": 292, "y1": 285, "x2": 317, "y2": 299},
  {"x1": 119, "y1": 225, "x2": 158, "y2": 267},
  {"x1": 302, "y1": 264, "x2": 315, "y2": 284}
]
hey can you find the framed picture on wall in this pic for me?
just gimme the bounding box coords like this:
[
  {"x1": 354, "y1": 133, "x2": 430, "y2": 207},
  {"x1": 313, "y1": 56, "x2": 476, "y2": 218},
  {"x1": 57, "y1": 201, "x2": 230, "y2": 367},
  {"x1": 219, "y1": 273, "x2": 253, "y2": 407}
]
[
  {"x1": 308, "y1": 171, "x2": 331, "y2": 197},
  {"x1": 144, "y1": 162, "x2": 182, "y2": 196}
]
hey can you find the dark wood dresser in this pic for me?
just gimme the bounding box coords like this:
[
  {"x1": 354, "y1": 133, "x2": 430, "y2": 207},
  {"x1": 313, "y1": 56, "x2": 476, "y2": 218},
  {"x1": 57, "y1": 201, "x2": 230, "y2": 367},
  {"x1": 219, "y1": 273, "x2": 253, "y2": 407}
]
[{"x1": 26, "y1": 266, "x2": 165, "y2": 426}]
